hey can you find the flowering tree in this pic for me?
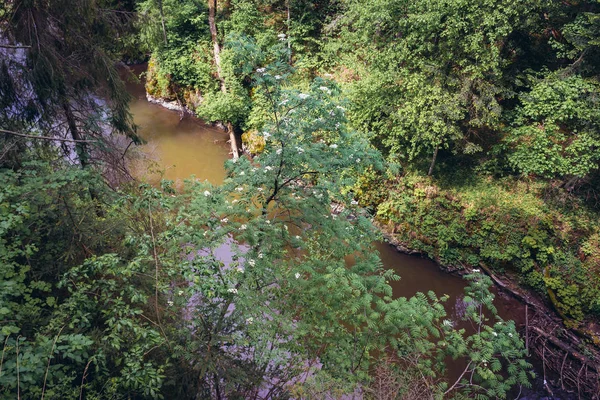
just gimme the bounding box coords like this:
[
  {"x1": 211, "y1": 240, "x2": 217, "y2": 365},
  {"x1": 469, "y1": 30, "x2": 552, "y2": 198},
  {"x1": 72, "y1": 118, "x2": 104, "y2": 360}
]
[
  {"x1": 161, "y1": 53, "x2": 393, "y2": 397},
  {"x1": 147, "y1": 48, "x2": 533, "y2": 398}
]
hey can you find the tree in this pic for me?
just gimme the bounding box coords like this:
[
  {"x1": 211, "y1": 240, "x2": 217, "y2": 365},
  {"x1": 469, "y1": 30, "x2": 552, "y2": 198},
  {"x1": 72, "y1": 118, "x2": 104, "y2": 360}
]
[
  {"x1": 141, "y1": 50, "x2": 532, "y2": 397},
  {"x1": 505, "y1": 73, "x2": 600, "y2": 181},
  {"x1": 0, "y1": 0, "x2": 139, "y2": 173},
  {"x1": 0, "y1": 158, "x2": 167, "y2": 399},
  {"x1": 338, "y1": 0, "x2": 534, "y2": 173}
]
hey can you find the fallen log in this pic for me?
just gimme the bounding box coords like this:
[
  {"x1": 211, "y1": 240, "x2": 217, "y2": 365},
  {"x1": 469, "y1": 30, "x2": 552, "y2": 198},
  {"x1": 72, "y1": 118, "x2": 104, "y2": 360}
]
[
  {"x1": 478, "y1": 262, "x2": 539, "y2": 308},
  {"x1": 530, "y1": 326, "x2": 599, "y2": 372}
]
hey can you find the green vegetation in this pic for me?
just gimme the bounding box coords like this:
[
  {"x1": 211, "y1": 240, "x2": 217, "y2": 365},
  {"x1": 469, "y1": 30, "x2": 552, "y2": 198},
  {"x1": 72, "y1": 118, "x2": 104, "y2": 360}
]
[
  {"x1": 136, "y1": 0, "x2": 600, "y2": 328},
  {"x1": 375, "y1": 173, "x2": 600, "y2": 323},
  {"x1": 2, "y1": 0, "x2": 600, "y2": 398},
  {"x1": 0, "y1": 60, "x2": 532, "y2": 398}
]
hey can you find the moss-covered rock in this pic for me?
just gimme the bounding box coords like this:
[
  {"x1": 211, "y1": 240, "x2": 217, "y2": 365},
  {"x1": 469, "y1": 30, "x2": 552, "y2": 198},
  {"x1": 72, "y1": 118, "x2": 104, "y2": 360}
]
[
  {"x1": 241, "y1": 130, "x2": 265, "y2": 154},
  {"x1": 145, "y1": 57, "x2": 175, "y2": 100}
]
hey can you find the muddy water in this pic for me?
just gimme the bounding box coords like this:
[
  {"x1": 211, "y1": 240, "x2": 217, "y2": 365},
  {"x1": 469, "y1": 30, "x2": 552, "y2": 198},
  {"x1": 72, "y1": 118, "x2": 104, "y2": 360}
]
[
  {"x1": 125, "y1": 67, "x2": 546, "y2": 397},
  {"x1": 377, "y1": 242, "x2": 527, "y2": 325},
  {"x1": 124, "y1": 65, "x2": 230, "y2": 185}
]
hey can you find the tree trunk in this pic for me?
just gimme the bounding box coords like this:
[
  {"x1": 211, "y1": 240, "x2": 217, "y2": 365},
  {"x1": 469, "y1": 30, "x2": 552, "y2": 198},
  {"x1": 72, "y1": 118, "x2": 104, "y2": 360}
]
[
  {"x1": 157, "y1": 0, "x2": 168, "y2": 45},
  {"x1": 63, "y1": 99, "x2": 103, "y2": 215},
  {"x1": 428, "y1": 145, "x2": 439, "y2": 176},
  {"x1": 226, "y1": 122, "x2": 239, "y2": 159},
  {"x1": 208, "y1": 0, "x2": 226, "y2": 93},
  {"x1": 62, "y1": 100, "x2": 88, "y2": 168},
  {"x1": 287, "y1": 0, "x2": 291, "y2": 64},
  {"x1": 208, "y1": 0, "x2": 239, "y2": 159}
]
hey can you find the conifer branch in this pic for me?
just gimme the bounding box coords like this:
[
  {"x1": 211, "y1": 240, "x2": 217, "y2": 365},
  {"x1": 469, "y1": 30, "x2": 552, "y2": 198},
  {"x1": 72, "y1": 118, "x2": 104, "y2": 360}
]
[{"x1": 0, "y1": 128, "x2": 96, "y2": 143}]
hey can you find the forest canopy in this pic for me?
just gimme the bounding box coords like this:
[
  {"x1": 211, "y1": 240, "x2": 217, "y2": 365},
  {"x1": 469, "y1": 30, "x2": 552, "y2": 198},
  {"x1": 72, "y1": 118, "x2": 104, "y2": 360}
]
[{"x1": 1, "y1": 0, "x2": 599, "y2": 398}]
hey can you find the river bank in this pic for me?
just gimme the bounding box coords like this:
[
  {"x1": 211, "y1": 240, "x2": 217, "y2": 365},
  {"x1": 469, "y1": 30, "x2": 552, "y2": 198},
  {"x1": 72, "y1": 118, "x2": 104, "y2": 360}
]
[{"x1": 375, "y1": 187, "x2": 600, "y2": 399}]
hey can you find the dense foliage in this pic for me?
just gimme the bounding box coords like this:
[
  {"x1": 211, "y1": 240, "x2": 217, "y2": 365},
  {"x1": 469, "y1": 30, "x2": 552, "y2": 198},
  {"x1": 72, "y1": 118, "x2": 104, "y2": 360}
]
[
  {"x1": 136, "y1": 0, "x2": 600, "y2": 329},
  {"x1": 3, "y1": 0, "x2": 600, "y2": 398},
  {"x1": 0, "y1": 72, "x2": 532, "y2": 398}
]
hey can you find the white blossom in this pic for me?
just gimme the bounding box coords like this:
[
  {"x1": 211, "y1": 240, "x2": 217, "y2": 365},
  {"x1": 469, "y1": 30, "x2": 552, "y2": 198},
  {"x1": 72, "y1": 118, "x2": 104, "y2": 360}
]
[
  {"x1": 240, "y1": 224, "x2": 247, "y2": 230},
  {"x1": 221, "y1": 218, "x2": 228, "y2": 223},
  {"x1": 248, "y1": 259, "x2": 256, "y2": 267},
  {"x1": 330, "y1": 144, "x2": 338, "y2": 149},
  {"x1": 203, "y1": 190, "x2": 211, "y2": 197},
  {"x1": 228, "y1": 288, "x2": 238, "y2": 294},
  {"x1": 295, "y1": 235, "x2": 301, "y2": 240},
  {"x1": 167, "y1": 300, "x2": 174, "y2": 306},
  {"x1": 246, "y1": 317, "x2": 254, "y2": 324},
  {"x1": 257, "y1": 67, "x2": 266, "y2": 73},
  {"x1": 275, "y1": 75, "x2": 282, "y2": 80},
  {"x1": 239, "y1": 171, "x2": 245, "y2": 175},
  {"x1": 356, "y1": 158, "x2": 361, "y2": 163},
  {"x1": 258, "y1": 253, "x2": 264, "y2": 259},
  {"x1": 276, "y1": 148, "x2": 282, "y2": 155},
  {"x1": 265, "y1": 166, "x2": 273, "y2": 171},
  {"x1": 277, "y1": 33, "x2": 286, "y2": 39},
  {"x1": 295, "y1": 272, "x2": 301, "y2": 279},
  {"x1": 298, "y1": 93, "x2": 309, "y2": 100},
  {"x1": 473, "y1": 269, "x2": 480, "y2": 273},
  {"x1": 178, "y1": 290, "x2": 184, "y2": 296},
  {"x1": 262, "y1": 131, "x2": 271, "y2": 139},
  {"x1": 236, "y1": 186, "x2": 244, "y2": 192},
  {"x1": 351, "y1": 200, "x2": 359, "y2": 205},
  {"x1": 236, "y1": 266, "x2": 244, "y2": 273}
]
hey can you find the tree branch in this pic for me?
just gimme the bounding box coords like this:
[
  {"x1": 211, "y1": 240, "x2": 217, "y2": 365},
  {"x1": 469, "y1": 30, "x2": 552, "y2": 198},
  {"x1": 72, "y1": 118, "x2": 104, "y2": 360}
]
[
  {"x1": 1, "y1": 128, "x2": 96, "y2": 143},
  {"x1": 0, "y1": 44, "x2": 31, "y2": 49},
  {"x1": 444, "y1": 361, "x2": 472, "y2": 395}
]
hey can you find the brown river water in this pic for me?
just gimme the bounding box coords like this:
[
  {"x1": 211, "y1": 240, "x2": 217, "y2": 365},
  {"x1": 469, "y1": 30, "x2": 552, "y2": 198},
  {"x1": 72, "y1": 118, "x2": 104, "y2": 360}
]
[{"x1": 124, "y1": 66, "x2": 549, "y2": 398}]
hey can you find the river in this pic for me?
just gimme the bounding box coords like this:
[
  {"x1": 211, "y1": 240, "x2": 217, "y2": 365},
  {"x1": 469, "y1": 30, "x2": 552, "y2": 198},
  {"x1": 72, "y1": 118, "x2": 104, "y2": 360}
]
[{"x1": 124, "y1": 66, "x2": 549, "y2": 398}]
